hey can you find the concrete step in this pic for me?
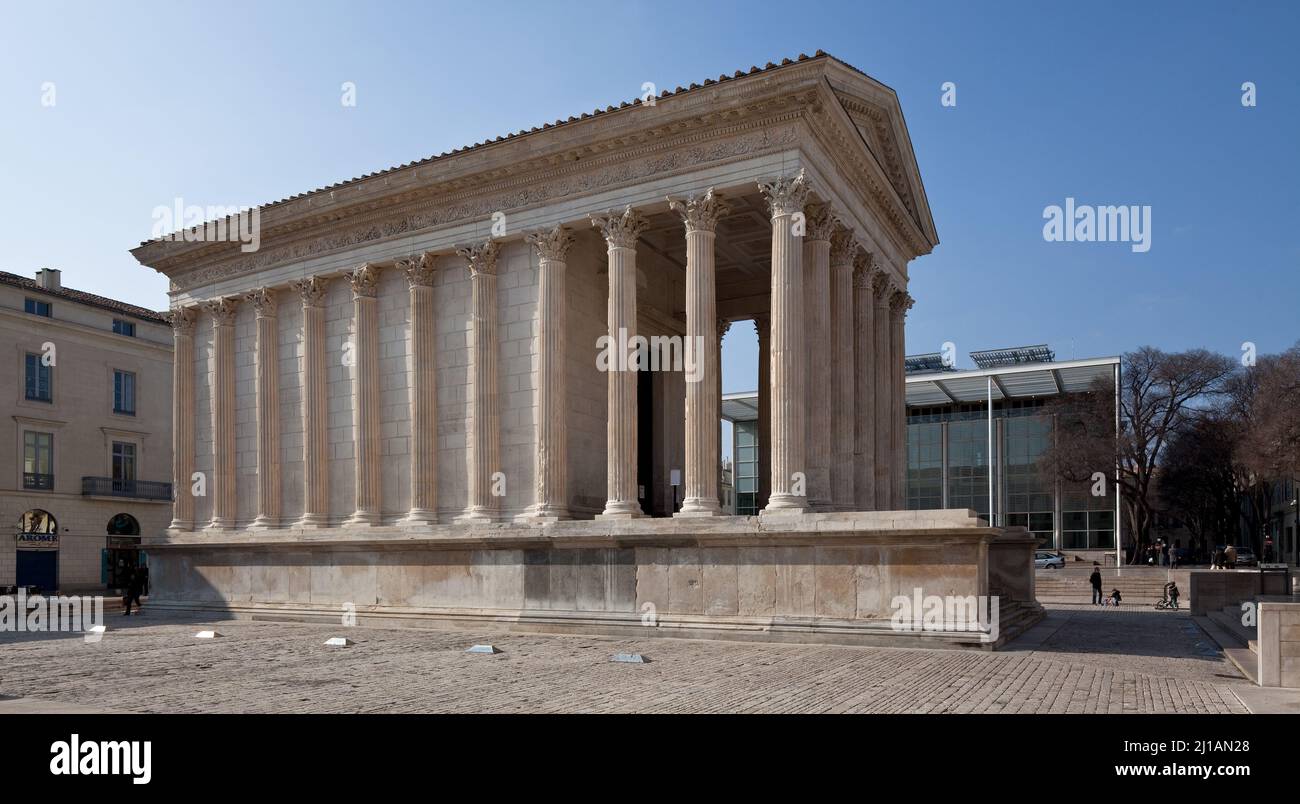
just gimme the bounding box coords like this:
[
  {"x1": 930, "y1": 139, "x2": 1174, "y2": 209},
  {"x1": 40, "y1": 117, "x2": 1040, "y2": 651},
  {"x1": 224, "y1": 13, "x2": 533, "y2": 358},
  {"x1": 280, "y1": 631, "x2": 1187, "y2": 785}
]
[
  {"x1": 1224, "y1": 648, "x2": 1259, "y2": 684},
  {"x1": 1207, "y1": 608, "x2": 1255, "y2": 646},
  {"x1": 1192, "y1": 615, "x2": 1259, "y2": 684}
]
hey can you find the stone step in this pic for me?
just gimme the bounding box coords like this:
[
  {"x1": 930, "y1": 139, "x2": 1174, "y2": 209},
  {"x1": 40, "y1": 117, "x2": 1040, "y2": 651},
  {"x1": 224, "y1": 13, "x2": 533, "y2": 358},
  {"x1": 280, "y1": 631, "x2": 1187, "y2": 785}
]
[{"x1": 1208, "y1": 608, "x2": 1255, "y2": 646}]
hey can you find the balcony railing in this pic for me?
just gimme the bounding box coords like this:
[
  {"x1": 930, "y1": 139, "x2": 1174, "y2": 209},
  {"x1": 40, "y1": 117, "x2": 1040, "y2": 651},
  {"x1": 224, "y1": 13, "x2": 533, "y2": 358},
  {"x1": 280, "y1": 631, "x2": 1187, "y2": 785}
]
[
  {"x1": 81, "y1": 477, "x2": 172, "y2": 501},
  {"x1": 23, "y1": 473, "x2": 53, "y2": 490}
]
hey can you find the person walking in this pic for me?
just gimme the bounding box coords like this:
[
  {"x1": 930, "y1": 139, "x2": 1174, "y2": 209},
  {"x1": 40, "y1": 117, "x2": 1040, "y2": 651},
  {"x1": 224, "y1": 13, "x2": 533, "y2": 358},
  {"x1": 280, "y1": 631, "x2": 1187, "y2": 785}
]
[
  {"x1": 124, "y1": 564, "x2": 146, "y2": 616},
  {"x1": 1090, "y1": 564, "x2": 1103, "y2": 605}
]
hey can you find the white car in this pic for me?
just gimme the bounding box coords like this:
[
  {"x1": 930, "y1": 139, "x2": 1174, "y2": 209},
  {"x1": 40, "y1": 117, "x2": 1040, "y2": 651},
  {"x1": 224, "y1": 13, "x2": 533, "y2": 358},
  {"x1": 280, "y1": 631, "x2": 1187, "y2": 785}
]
[{"x1": 1034, "y1": 551, "x2": 1065, "y2": 569}]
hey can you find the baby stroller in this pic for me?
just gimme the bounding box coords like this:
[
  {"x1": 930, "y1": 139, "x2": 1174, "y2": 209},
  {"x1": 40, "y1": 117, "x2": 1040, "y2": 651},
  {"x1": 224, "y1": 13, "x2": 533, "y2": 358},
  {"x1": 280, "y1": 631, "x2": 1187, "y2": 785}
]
[{"x1": 1154, "y1": 581, "x2": 1180, "y2": 610}]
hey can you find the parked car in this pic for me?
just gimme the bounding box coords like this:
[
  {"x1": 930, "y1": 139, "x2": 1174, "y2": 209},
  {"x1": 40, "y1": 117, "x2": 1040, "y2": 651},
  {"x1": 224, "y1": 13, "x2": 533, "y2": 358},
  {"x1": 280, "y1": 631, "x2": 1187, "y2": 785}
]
[
  {"x1": 1234, "y1": 546, "x2": 1258, "y2": 566},
  {"x1": 1034, "y1": 551, "x2": 1065, "y2": 569}
]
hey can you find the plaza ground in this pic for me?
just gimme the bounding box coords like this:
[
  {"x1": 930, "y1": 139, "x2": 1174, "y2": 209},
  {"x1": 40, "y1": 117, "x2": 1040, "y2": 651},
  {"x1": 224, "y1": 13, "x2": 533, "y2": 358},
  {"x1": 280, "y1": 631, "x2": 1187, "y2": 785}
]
[{"x1": 5, "y1": 599, "x2": 1293, "y2": 714}]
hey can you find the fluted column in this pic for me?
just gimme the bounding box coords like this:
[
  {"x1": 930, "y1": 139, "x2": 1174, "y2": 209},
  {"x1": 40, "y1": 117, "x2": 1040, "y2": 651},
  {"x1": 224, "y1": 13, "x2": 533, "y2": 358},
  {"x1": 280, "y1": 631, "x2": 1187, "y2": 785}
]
[
  {"x1": 524, "y1": 226, "x2": 574, "y2": 520},
  {"x1": 346, "y1": 264, "x2": 382, "y2": 525},
  {"x1": 592, "y1": 206, "x2": 648, "y2": 519},
  {"x1": 458, "y1": 241, "x2": 502, "y2": 523},
  {"x1": 803, "y1": 205, "x2": 834, "y2": 511},
  {"x1": 205, "y1": 296, "x2": 239, "y2": 529},
  {"x1": 716, "y1": 318, "x2": 731, "y2": 509},
  {"x1": 873, "y1": 272, "x2": 894, "y2": 508},
  {"x1": 293, "y1": 276, "x2": 330, "y2": 527},
  {"x1": 754, "y1": 314, "x2": 771, "y2": 510},
  {"x1": 829, "y1": 227, "x2": 856, "y2": 511},
  {"x1": 759, "y1": 171, "x2": 809, "y2": 513},
  {"x1": 402, "y1": 254, "x2": 438, "y2": 523},
  {"x1": 247, "y1": 288, "x2": 281, "y2": 528},
  {"x1": 669, "y1": 190, "x2": 728, "y2": 517},
  {"x1": 853, "y1": 252, "x2": 877, "y2": 511},
  {"x1": 167, "y1": 307, "x2": 197, "y2": 530},
  {"x1": 891, "y1": 290, "x2": 914, "y2": 510}
]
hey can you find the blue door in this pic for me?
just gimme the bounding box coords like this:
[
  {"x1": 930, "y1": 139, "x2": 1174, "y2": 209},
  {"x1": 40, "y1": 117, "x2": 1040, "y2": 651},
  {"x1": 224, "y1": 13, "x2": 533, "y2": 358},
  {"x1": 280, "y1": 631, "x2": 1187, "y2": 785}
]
[{"x1": 16, "y1": 550, "x2": 57, "y2": 593}]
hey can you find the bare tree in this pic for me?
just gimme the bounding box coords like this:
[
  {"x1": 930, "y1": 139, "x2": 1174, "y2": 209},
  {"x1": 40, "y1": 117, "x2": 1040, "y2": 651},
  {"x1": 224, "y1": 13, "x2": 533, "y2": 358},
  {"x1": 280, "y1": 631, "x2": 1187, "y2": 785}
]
[
  {"x1": 1159, "y1": 414, "x2": 1240, "y2": 557},
  {"x1": 1040, "y1": 347, "x2": 1235, "y2": 562}
]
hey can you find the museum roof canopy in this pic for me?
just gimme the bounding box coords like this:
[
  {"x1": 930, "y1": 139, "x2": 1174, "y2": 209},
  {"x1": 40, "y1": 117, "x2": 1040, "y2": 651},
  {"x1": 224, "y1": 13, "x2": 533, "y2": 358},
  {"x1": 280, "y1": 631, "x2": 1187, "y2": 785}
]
[
  {"x1": 904, "y1": 355, "x2": 1120, "y2": 406},
  {"x1": 133, "y1": 51, "x2": 939, "y2": 293}
]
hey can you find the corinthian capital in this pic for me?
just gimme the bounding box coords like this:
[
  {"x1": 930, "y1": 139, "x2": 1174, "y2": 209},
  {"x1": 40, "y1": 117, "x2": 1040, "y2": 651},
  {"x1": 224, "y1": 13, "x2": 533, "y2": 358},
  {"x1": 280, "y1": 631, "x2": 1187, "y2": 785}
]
[
  {"x1": 852, "y1": 249, "x2": 875, "y2": 288},
  {"x1": 590, "y1": 206, "x2": 648, "y2": 249},
  {"x1": 890, "y1": 289, "x2": 914, "y2": 315},
  {"x1": 829, "y1": 225, "x2": 858, "y2": 266},
  {"x1": 348, "y1": 263, "x2": 381, "y2": 298},
  {"x1": 166, "y1": 306, "x2": 198, "y2": 335},
  {"x1": 667, "y1": 188, "x2": 729, "y2": 234},
  {"x1": 204, "y1": 296, "x2": 240, "y2": 326},
  {"x1": 805, "y1": 204, "x2": 837, "y2": 242},
  {"x1": 244, "y1": 287, "x2": 278, "y2": 318},
  {"x1": 292, "y1": 275, "x2": 331, "y2": 307},
  {"x1": 400, "y1": 252, "x2": 439, "y2": 287},
  {"x1": 457, "y1": 240, "x2": 501, "y2": 277},
  {"x1": 757, "y1": 169, "x2": 810, "y2": 218},
  {"x1": 871, "y1": 269, "x2": 893, "y2": 303},
  {"x1": 526, "y1": 225, "x2": 575, "y2": 262}
]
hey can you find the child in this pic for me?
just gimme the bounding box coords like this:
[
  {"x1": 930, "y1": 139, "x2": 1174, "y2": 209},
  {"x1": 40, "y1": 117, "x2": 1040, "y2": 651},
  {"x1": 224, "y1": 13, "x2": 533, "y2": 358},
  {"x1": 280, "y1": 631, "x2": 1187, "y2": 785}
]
[{"x1": 1110, "y1": 589, "x2": 1122, "y2": 607}]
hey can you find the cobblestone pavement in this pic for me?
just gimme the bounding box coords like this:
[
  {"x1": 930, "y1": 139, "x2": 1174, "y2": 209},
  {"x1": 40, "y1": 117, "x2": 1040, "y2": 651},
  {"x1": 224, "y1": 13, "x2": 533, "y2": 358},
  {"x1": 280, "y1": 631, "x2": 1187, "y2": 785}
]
[{"x1": 0, "y1": 604, "x2": 1251, "y2": 713}]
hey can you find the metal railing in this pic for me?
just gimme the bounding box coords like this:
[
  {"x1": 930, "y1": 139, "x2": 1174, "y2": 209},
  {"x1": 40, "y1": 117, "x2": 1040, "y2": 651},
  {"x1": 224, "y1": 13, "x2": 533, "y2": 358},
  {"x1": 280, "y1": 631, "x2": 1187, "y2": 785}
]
[
  {"x1": 22, "y1": 473, "x2": 53, "y2": 490},
  {"x1": 81, "y1": 477, "x2": 172, "y2": 501}
]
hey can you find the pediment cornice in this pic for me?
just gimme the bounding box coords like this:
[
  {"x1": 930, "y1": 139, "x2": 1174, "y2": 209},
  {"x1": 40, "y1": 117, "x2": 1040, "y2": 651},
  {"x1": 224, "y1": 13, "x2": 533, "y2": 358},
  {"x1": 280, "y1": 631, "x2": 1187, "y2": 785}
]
[{"x1": 137, "y1": 56, "x2": 936, "y2": 294}]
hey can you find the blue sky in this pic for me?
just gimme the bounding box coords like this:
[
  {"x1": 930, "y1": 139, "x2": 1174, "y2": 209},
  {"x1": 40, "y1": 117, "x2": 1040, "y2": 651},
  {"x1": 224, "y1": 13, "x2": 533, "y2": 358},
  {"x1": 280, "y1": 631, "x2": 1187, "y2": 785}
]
[{"x1": 2, "y1": 0, "x2": 1296, "y2": 402}]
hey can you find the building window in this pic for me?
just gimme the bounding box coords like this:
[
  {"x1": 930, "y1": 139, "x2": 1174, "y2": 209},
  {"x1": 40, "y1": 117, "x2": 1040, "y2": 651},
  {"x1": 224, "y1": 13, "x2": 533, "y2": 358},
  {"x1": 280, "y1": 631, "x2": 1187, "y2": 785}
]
[
  {"x1": 113, "y1": 370, "x2": 136, "y2": 415},
  {"x1": 734, "y1": 420, "x2": 761, "y2": 516},
  {"x1": 23, "y1": 431, "x2": 54, "y2": 490},
  {"x1": 1004, "y1": 415, "x2": 1054, "y2": 547},
  {"x1": 24, "y1": 353, "x2": 52, "y2": 402},
  {"x1": 112, "y1": 441, "x2": 137, "y2": 492},
  {"x1": 946, "y1": 420, "x2": 990, "y2": 519},
  {"x1": 906, "y1": 421, "x2": 943, "y2": 510},
  {"x1": 24, "y1": 298, "x2": 52, "y2": 317},
  {"x1": 112, "y1": 319, "x2": 136, "y2": 337}
]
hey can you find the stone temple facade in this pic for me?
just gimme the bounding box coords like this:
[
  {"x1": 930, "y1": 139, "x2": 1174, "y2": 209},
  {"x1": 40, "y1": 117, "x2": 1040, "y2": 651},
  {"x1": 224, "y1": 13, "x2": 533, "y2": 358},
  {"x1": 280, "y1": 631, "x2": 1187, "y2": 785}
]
[{"x1": 132, "y1": 52, "x2": 1040, "y2": 647}]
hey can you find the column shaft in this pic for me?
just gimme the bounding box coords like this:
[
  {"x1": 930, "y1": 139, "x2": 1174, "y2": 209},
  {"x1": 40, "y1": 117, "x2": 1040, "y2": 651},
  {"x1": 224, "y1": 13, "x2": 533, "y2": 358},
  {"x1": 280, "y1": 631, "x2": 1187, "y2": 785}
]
[
  {"x1": 168, "y1": 308, "x2": 197, "y2": 530},
  {"x1": 206, "y1": 297, "x2": 239, "y2": 528},
  {"x1": 853, "y1": 259, "x2": 877, "y2": 510},
  {"x1": 873, "y1": 276, "x2": 893, "y2": 508},
  {"x1": 294, "y1": 276, "x2": 330, "y2": 527},
  {"x1": 755, "y1": 315, "x2": 771, "y2": 510},
  {"x1": 525, "y1": 227, "x2": 573, "y2": 520},
  {"x1": 671, "y1": 190, "x2": 727, "y2": 516},
  {"x1": 829, "y1": 229, "x2": 856, "y2": 511},
  {"x1": 404, "y1": 255, "x2": 438, "y2": 522},
  {"x1": 891, "y1": 291, "x2": 913, "y2": 510},
  {"x1": 348, "y1": 265, "x2": 382, "y2": 525},
  {"x1": 248, "y1": 289, "x2": 281, "y2": 527},
  {"x1": 759, "y1": 172, "x2": 809, "y2": 513},
  {"x1": 803, "y1": 206, "x2": 833, "y2": 510},
  {"x1": 459, "y1": 242, "x2": 501, "y2": 523}
]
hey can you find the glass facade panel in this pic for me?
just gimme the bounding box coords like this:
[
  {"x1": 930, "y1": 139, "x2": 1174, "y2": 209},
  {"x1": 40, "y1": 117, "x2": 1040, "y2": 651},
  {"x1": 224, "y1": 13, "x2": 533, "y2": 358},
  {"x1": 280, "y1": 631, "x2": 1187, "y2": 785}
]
[
  {"x1": 1004, "y1": 415, "x2": 1054, "y2": 547},
  {"x1": 946, "y1": 420, "x2": 989, "y2": 519},
  {"x1": 906, "y1": 422, "x2": 943, "y2": 510},
  {"x1": 734, "y1": 420, "x2": 760, "y2": 516}
]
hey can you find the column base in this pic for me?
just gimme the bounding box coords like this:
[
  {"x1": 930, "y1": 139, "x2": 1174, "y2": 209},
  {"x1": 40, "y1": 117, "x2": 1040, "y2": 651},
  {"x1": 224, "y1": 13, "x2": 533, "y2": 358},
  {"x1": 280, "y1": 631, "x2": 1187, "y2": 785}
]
[
  {"x1": 400, "y1": 508, "x2": 439, "y2": 525},
  {"x1": 296, "y1": 512, "x2": 331, "y2": 529},
  {"x1": 204, "y1": 519, "x2": 238, "y2": 531},
  {"x1": 761, "y1": 494, "x2": 809, "y2": 514},
  {"x1": 345, "y1": 510, "x2": 382, "y2": 527},
  {"x1": 675, "y1": 497, "x2": 722, "y2": 517},
  {"x1": 516, "y1": 505, "x2": 570, "y2": 523},
  {"x1": 455, "y1": 507, "x2": 499, "y2": 524},
  {"x1": 167, "y1": 519, "x2": 195, "y2": 531},
  {"x1": 597, "y1": 500, "x2": 644, "y2": 519},
  {"x1": 249, "y1": 515, "x2": 281, "y2": 530}
]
